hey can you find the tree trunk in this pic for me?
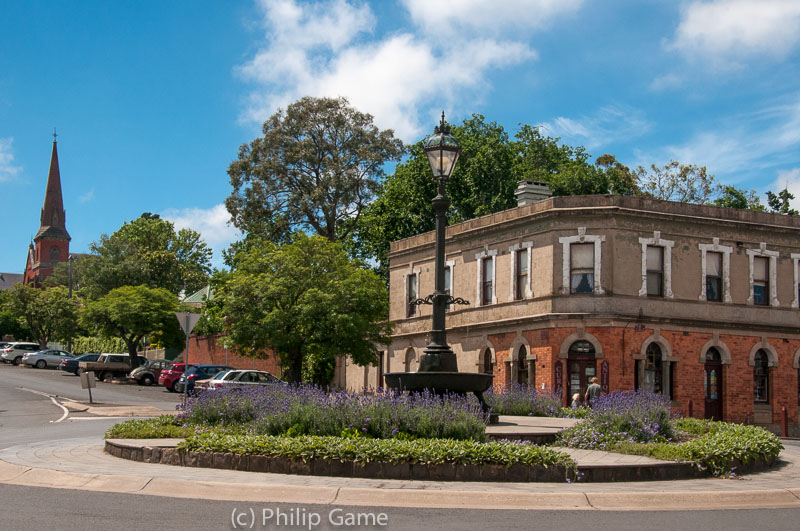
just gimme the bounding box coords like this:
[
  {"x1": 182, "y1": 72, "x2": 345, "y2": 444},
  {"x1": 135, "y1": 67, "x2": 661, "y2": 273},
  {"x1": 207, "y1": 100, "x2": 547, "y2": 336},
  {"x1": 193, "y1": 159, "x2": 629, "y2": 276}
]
[
  {"x1": 126, "y1": 339, "x2": 141, "y2": 369},
  {"x1": 285, "y1": 350, "x2": 303, "y2": 383}
]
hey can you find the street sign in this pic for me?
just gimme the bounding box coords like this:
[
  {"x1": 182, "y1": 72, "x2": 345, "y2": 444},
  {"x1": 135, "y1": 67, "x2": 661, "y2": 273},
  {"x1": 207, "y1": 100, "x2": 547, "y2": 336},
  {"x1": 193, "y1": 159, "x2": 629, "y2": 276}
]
[
  {"x1": 175, "y1": 312, "x2": 201, "y2": 335},
  {"x1": 80, "y1": 371, "x2": 96, "y2": 404}
]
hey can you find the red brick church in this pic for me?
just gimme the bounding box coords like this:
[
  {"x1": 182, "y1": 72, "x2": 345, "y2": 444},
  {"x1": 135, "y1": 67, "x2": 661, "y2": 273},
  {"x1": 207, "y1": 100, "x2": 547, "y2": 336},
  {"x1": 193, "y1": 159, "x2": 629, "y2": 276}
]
[{"x1": 23, "y1": 136, "x2": 70, "y2": 286}]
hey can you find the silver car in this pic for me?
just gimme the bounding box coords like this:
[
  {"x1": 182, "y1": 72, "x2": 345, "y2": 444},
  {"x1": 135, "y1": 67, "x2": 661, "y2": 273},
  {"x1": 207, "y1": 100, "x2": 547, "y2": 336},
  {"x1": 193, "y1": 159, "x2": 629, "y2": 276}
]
[
  {"x1": 22, "y1": 349, "x2": 73, "y2": 369},
  {"x1": 209, "y1": 370, "x2": 283, "y2": 389},
  {"x1": 1, "y1": 342, "x2": 42, "y2": 365}
]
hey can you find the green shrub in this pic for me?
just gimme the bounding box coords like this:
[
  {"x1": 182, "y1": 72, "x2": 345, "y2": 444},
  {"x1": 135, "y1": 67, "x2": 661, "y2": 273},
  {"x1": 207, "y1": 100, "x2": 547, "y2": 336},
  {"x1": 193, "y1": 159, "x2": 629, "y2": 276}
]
[
  {"x1": 180, "y1": 432, "x2": 575, "y2": 468},
  {"x1": 105, "y1": 415, "x2": 194, "y2": 439},
  {"x1": 679, "y1": 422, "x2": 782, "y2": 475},
  {"x1": 72, "y1": 336, "x2": 127, "y2": 355}
]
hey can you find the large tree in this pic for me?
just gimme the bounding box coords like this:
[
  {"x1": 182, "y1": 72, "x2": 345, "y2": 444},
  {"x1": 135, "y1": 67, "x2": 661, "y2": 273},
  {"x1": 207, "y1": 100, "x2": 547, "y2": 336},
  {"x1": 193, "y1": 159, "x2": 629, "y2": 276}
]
[
  {"x1": 766, "y1": 187, "x2": 798, "y2": 215},
  {"x1": 220, "y1": 233, "x2": 392, "y2": 384},
  {"x1": 80, "y1": 285, "x2": 183, "y2": 369},
  {"x1": 78, "y1": 213, "x2": 212, "y2": 299},
  {"x1": 637, "y1": 161, "x2": 718, "y2": 204},
  {"x1": 713, "y1": 185, "x2": 766, "y2": 211},
  {"x1": 345, "y1": 114, "x2": 637, "y2": 281},
  {"x1": 225, "y1": 96, "x2": 405, "y2": 243},
  {"x1": 2, "y1": 285, "x2": 78, "y2": 348}
]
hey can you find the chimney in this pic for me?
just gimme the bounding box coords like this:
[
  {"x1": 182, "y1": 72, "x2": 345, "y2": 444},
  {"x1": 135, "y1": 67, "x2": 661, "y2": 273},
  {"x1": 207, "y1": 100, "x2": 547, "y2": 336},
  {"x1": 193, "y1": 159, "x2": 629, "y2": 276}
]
[{"x1": 515, "y1": 181, "x2": 552, "y2": 206}]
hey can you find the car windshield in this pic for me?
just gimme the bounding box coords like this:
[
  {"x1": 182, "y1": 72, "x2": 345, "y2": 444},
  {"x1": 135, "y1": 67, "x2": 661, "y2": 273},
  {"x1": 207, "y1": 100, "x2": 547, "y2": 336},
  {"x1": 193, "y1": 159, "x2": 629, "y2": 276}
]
[{"x1": 211, "y1": 371, "x2": 230, "y2": 380}]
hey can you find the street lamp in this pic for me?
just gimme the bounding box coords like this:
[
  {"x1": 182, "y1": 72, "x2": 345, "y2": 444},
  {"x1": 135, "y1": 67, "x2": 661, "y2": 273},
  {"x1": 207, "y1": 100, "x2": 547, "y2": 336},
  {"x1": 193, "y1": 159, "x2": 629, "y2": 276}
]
[
  {"x1": 413, "y1": 112, "x2": 465, "y2": 372},
  {"x1": 384, "y1": 112, "x2": 493, "y2": 420}
]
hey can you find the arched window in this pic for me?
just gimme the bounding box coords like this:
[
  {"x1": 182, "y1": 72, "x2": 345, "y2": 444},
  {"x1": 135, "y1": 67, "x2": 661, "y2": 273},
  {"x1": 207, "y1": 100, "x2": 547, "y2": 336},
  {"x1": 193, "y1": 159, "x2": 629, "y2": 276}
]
[
  {"x1": 754, "y1": 349, "x2": 770, "y2": 403},
  {"x1": 643, "y1": 343, "x2": 663, "y2": 394},
  {"x1": 49, "y1": 246, "x2": 60, "y2": 262},
  {"x1": 517, "y1": 345, "x2": 528, "y2": 385},
  {"x1": 567, "y1": 340, "x2": 596, "y2": 402},
  {"x1": 706, "y1": 347, "x2": 721, "y2": 361},
  {"x1": 482, "y1": 348, "x2": 493, "y2": 375},
  {"x1": 404, "y1": 348, "x2": 416, "y2": 372}
]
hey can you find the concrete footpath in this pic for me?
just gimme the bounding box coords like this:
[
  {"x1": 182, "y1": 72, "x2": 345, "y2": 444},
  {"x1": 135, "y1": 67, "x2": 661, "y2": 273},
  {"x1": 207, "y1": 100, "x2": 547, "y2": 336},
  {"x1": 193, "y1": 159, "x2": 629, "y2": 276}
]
[{"x1": 1, "y1": 436, "x2": 799, "y2": 511}]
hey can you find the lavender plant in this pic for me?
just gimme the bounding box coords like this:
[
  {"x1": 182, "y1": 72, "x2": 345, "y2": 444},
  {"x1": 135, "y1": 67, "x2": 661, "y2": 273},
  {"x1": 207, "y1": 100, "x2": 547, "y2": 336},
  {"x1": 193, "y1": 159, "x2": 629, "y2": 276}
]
[
  {"x1": 177, "y1": 384, "x2": 488, "y2": 441},
  {"x1": 484, "y1": 384, "x2": 563, "y2": 417}
]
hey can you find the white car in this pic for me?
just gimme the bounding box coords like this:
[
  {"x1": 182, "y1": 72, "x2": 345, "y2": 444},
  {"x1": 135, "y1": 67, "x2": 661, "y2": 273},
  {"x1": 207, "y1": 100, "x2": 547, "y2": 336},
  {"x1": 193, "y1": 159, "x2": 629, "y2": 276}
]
[
  {"x1": 22, "y1": 349, "x2": 73, "y2": 369},
  {"x1": 202, "y1": 370, "x2": 283, "y2": 390},
  {"x1": 1, "y1": 342, "x2": 42, "y2": 365}
]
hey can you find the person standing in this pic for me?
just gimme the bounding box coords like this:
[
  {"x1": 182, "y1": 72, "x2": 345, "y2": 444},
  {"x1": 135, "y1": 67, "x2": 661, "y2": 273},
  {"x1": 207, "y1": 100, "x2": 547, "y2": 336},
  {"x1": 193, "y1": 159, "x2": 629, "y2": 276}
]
[{"x1": 584, "y1": 377, "x2": 602, "y2": 407}]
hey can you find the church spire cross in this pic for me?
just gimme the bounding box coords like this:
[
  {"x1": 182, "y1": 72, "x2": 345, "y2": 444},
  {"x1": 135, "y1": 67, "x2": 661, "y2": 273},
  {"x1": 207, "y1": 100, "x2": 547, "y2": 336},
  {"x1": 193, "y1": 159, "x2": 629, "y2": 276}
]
[{"x1": 53, "y1": 128, "x2": 57, "y2": 142}]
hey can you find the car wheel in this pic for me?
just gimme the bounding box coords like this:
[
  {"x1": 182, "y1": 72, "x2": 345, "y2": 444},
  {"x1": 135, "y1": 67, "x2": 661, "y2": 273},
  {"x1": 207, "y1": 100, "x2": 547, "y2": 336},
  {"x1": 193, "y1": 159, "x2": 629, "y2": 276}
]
[
  {"x1": 97, "y1": 371, "x2": 108, "y2": 381},
  {"x1": 12, "y1": 357, "x2": 22, "y2": 366},
  {"x1": 75, "y1": 367, "x2": 83, "y2": 376},
  {"x1": 169, "y1": 382, "x2": 179, "y2": 393},
  {"x1": 36, "y1": 360, "x2": 47, "y2": 369},
  {"x1": 141, "y1": 374, "x2": 154, "y2": 386}
]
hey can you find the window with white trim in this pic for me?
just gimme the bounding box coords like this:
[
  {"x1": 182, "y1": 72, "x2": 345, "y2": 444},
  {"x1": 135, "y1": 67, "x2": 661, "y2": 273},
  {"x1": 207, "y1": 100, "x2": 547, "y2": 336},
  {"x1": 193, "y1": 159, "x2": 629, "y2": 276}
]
[
  {"x1": 706, "y1": 251, "x2": 723, "y2": 302},
  {"x1": 753, "y1": 256, "x2": 769, "y2": 306},
  {"x1": 515, "y1": 248, "x2": 529, "y2": 300},
  {"x1": 559, "y1": 228, "x2": 605, "y2": 295},
  {"x1": 481, "y1": 257, "x2": 494, "y2": 305},
  {"x1": 646, "y1": 246, "x2": 664, "y2": 297},
  {"x1": 570, "y1": 243, "x2": 594, "y2": 294},
  {"x1": 406, "y1": 273, "x2": 418, "y2": 317}
]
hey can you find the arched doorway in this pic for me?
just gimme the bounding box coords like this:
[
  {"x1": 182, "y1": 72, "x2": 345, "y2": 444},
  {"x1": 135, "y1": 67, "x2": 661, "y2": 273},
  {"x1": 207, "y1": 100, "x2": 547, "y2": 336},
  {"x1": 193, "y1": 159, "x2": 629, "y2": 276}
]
[
  {"x1": 568, "y1": 340, "x2": 596, "y2": 401},
  {"x1": 517, "y1": 345, "x2": 528, "y2": 385},
  {"x1": 482, "y1": 348, "x2": 494, "y2": 375},
  {"x1": 643, "y1": 343, "x2": 663, "y2": 394},
  {"x1": 704, "y1": 347, "x2": 723, "y2": 420}
]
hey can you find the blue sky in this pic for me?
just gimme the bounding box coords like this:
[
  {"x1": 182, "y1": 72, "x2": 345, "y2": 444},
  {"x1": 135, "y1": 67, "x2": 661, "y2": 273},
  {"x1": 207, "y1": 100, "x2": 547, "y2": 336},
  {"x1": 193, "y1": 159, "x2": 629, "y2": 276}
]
[{"x1": 2, "y1": 0, "x2": 799, "y2": 273}]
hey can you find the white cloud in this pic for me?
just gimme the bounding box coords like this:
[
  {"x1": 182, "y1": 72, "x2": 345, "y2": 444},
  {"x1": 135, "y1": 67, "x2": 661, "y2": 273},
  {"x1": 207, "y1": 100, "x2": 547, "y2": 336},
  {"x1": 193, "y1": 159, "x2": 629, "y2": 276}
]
[
  {"x1": 668, "y1": 1, "x2": 800, "y2": 65},
  {"x1": 540, "y1": 105, "x2": 652, "y2": 151},
  {"x1": 401, "y1": 0, "x2": 583, "y2": 38},
  {"x1": 237, "y1": 0, "x2": 543, "y2": 140},
  {"x1": 161, "y1": 204, "x2": 241, "y2": 268},
  {"x1": 0, "y1": 137, "x2": 22, "y2": 182},
  {"x1": 633, "y1": 94, "x2": 800, "y2": 184},
  {"x1": 78, "y1": 188, "x2": 95, "y2": 203}
]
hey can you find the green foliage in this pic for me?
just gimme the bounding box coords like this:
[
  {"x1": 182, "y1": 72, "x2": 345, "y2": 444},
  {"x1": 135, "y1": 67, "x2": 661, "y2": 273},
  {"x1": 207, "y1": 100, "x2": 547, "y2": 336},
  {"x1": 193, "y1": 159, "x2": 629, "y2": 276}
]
[
  {"x1": 713, "y1": 185, "x2": 766, "y2": 211},
  {"x1": 80, "y1": 285, "x2": 183, "y2": 368},
  {"x1": 637, "y1": 161, "x2": 718, "y2": 204},
  {"x1": 2, "y1": 284, "x2": 78, "y2": 347},
  {"x1": 78, "y1": 214, "x2": 212, "y2": 299},
  {"x1": 766, "y1": 187, "x2": 798, "y2": 215},
  {"x1": 71, "y1": 335, "x2": 127, "y2": 354},
  {"x1": 0, "y1": 289, "x2": 30, "y2": 340},
  {"x1": 105, "y1": 415, "x2": 194, "y2": 439},
  {"x1": 220, "y1": 233, "x2": 392, "y2": 383},
  {"x1": 226, "y1": 96, "x2": 404, "y2": 243},
  {"x1": 191, "y1": 270, "x2": 228, "y2": 337},
  {"x1": 180, "y1": 432, "x2": 574, "y2": 468},
  {"x1": 346, "y1": 115, "x2": 639, "y2": 282}
]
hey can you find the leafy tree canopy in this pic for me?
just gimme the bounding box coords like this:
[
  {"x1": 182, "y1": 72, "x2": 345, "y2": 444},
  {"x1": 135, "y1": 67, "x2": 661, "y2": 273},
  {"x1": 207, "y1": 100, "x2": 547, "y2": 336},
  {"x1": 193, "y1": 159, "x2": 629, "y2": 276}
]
[
  {"x1": 219, "y1": 233, "x2": 392, "y2": 384},
  {"x1": 713, "y1": 185, "x2": 766, "y2": 211},
  {"x1": 78, "y1": 214, "x2": 212, "y2": 299},
  {"x1": 226, "y1": 96, "x2": 405, "y2": 243},
  {"x1": 766, "y1": 187, "x2": 798, "y2": 215},
  {"x1": 80, "y1": 285, "x2": 184, "y2": 368},
  {"x1": 636, "y1": 161, "x2": 717, "y2": 204},
  {"x1": 2, "y1": 285, "x2": 78, "y2": 348},
  {"x1": 345, "y1": 114, "x2": 639, "y2": 281}
]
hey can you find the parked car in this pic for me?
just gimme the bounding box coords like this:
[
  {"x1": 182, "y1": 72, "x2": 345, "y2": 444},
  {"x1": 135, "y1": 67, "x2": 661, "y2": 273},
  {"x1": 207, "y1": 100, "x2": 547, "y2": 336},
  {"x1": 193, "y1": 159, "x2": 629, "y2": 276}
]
[
  {"x1": 129, "y1": 359, "x2": 171, "y2": 386},
  {"x1": 204, "y1": 369, "x2": 283, "y2": 389},
  {"x1": 22, "y1": 349, "x2": 73, "y2": 369},
  {"x1": 1, "y1": 342, "x2": 42, "y2": 365},
  {"x1": 79, "y1": 353, "x2": 148, "y2": 381},
  {"x1": 174, "y1": 364, "x2": 234, "y2": 393},
  {"x1": 59, "y1": 353, "x2": 101, "y2": 375},
  {"x1": 158, "y1": 363, "x2": 185, "y2": 392},
  {"x1": 194, "y1": 370, "x2": 232, "y2": 390}
]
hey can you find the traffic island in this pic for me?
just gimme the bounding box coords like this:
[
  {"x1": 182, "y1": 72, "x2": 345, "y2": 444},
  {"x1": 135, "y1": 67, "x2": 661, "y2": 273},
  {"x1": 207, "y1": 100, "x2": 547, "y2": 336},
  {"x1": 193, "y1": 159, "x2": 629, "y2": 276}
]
[{"x1": 104, "y1": 438, "x2": 756, "y2": 483}]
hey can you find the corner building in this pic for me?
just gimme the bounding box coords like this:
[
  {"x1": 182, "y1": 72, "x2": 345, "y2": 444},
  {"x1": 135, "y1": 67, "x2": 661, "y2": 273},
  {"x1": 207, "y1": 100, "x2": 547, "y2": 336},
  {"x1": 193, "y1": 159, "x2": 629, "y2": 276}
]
[{"x1": 369, "y1": 193, "x2": 800, "y2": 432}]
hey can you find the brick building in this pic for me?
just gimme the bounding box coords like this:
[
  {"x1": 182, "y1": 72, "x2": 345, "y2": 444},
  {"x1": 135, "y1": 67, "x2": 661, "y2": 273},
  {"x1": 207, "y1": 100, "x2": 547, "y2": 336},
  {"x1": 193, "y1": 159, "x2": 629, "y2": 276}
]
[
  {"x1": 347, "y1": 189, "x2": 800, "y2": 432},
  {"x1": 24, "y1": 137, "x2": 70, "y2": 286}
]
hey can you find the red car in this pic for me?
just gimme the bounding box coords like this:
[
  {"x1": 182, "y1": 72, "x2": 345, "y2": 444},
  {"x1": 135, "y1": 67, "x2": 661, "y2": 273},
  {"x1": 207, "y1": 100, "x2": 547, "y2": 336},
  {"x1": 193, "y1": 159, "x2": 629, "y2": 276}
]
[{"x1": 157, "y1": 363, "x2": 185, "y2": 392}]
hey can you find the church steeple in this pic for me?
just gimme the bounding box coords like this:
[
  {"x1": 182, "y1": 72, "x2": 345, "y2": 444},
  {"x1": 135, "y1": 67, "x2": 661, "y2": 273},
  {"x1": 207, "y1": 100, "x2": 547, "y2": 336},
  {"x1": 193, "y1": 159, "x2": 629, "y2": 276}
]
[
  {"x1": 35, "y1": 134, "x2": 70, "y2": 241},
  {"x1": 25, "y1": 134, "x2": 71, "y2": 286}
]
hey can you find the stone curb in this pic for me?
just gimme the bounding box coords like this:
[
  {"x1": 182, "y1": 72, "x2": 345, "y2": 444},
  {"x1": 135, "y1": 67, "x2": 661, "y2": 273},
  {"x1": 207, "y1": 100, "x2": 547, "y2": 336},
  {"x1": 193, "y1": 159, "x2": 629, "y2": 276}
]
[{"x1": 104, "y1": 439, "x2": 768, "y2": 483}]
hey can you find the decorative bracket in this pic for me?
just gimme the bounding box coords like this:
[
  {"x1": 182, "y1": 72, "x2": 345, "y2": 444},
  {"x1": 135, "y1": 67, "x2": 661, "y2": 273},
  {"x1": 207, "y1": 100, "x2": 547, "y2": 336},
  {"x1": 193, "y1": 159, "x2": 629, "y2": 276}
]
[{"x1": 412, "y1": 293, "x2": 470, "y2": 307}]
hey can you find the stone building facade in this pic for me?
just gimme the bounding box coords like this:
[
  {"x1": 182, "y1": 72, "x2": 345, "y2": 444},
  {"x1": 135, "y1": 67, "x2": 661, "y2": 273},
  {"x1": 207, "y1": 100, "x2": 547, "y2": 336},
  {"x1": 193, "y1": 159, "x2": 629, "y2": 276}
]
[{"x1": 347, "y1": 193, "x2": 800, "y2": 431}]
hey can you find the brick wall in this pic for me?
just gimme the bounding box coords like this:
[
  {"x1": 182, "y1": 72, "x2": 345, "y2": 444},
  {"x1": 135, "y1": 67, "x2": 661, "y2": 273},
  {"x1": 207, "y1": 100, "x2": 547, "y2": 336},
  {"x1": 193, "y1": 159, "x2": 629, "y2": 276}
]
[{"x1": 183, "y1": 333, "x2": 283, "y2": 378}]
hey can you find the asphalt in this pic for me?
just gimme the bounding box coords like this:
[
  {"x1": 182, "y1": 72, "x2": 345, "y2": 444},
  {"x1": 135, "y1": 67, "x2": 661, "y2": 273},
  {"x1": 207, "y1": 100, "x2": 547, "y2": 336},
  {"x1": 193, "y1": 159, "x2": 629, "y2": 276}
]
[{"x1": 1, "y1": 406, "x2": 800, "y2": 511}]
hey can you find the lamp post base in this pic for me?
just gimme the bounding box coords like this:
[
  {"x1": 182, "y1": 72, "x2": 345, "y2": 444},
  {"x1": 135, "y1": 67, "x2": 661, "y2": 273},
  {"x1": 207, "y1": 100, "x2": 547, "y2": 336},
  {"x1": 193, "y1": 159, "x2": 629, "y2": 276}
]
[{"x1": 419, "y1": 344, "x2": 458, "y2": 372}]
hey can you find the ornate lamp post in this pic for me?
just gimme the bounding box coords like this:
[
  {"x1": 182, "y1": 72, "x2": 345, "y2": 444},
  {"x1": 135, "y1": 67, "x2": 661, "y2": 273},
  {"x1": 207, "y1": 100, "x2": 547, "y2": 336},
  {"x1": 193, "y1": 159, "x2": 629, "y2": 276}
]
[
  {"x1": 385, "y1": 113, "x2": 494, "y2": 420},
  {"x1": 415, "y1": 112, "x2": 468, "y2": 372}
]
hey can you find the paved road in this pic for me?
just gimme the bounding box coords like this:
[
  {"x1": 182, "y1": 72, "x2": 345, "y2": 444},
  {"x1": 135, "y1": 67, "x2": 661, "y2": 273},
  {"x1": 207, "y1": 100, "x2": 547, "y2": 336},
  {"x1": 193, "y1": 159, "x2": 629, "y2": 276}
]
[{"x1": 2, "y1": 364, "x2": 800, "y2": 530}]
